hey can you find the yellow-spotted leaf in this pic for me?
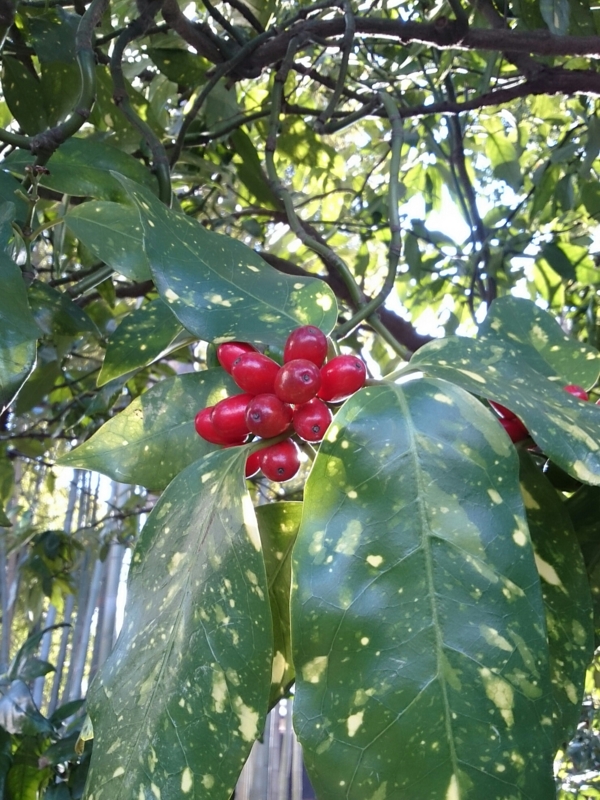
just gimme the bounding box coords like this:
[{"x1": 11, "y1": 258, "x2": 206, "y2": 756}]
[
  {"x1": 292, "y1": 378, "x2": 556, "y2": 799},
  {"x1": 256, "y1": 502, "x2": 302, "y2": 705},
  {"x1": 412, "y1": 336, "x2": 600, "y2": 486},
  {"x1": 98, "y1": 298, "x2": 193, "y2": 386},
  {"x1": 518, "y1": 451, "x2": 593, "y2": 748},
  {"x1": 57, "y1": 370, "x2": 238, "y2": 490},
  {"x1": 116, "y1": 175, "x2": 338, "y2": 345},
  {"x1": 83, "y1": 448, "x2": 272, "y2": 800},
  {"x1": 65, "y1": 201, "x2": 151, "y2": 282},
  {"x1": 480, "y1": 297, "x2": 600, "y2": 389}
]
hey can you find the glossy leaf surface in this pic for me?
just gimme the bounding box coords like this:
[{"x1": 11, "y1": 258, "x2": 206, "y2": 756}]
[
  {"x1": 480, "y1": 296, "x2": 600, "y2": 388},
  {"x1": 256, "y1": 502, "x2": 301, "y2": 704},
  {"x1": 412, "y1": 336, "x2": 600, "y2": 485},
  {"x1": 58, "y1": 370, "x2": 238, "y2": 490},
  {"x1": 28, "y1": 281, "x2": 98, "y2": 337},
  {"x1": 0, "y1": 252, "x2": 39, "y2": 414},
  {"x1": 97, "y1": 298, "x2": 190, "y2": 386},
  {"x1": 3, "y1": 139, "x2": 157, "y2": 200},
  {"x1": 65, "y1": 201, "x2": 151, "y2": 282},
  {"x1": 292, "y1": 379, "x2": 555, "y2": 799},
  {"x1": 518, "y1": 451, "x2": 593, "y2": 748},
  {"x1": 84, "y1": 449, "x2": 272, "y2": 800},
  {"x1": 118, "y1": 176, "x2": 338, "y2": 345}
]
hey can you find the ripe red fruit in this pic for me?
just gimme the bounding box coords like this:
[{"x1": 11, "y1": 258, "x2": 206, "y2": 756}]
[
  {"x1": 564, "y1": 384, "x2": 589, "y2": 401},
  {"x1": 260, "y1": 440, "x2": 301, "y2": 482},
  {"x1": 246, "y1": 394, "x2": 293, "y2": 438},
  {"x1": 293, "y1": 398, "x2": 332, "y2": 442},
  {"x1": 284, "y1": 326, "x2": 328, "y2": 367},
  {"x1": 212, "y1": 394, "x2": 253, "y2": 440},
  {"x1": 274, "y1": 359, "x2": 321, "y2": 404},
  {"x1": 194, "y1": 407, "x2": 246, "y2": 445},
  {"x1": 489, "y1": 400, "x2": 517, "y2": 420},
  {"x1": 500, "y1": 416, "x2": 529, "y2": 443},
  {"x1": 216, "y1": 341, "x2": 256, "y2": 373},
  {"x1": 231, "y1": 353, "x2": 280, "y2": 395},
  {"x1": 318, "y1": 355, "x2": 366, "y2": 402},
  {"x1": 245, "y1": 451, "x2": 262, "y2": 478}
]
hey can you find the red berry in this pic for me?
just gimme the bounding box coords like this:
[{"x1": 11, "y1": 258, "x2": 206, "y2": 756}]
[
  {"x1": 246, "y1": 394, "x2": 293, "y2": 438},
  {"x1": 284, "y1": 326, "x2": 328, "y2": 367},
  {"x1": 260, "y1": 440, "x2": 300, "y2": 482},
  {"x1": 216, "y1": 341, "x2": 257, "y2": 373},
  {"x1": 212, "y1": 394, "x2": 253, "y2": 440},
  {"x1": 500, "y1": 416, "x2": 529, "y2": 443},
  {"x1": 564, "y1": 384, "x2": 589, "y2": 401},
  {"x1": 245, "y1": 451, "x2": 262, "y2": 478},
  {"x1": 194, "y1": 407, "x2": 246, "y2": 445},
  {"x1": 274, "y1": 359, "x2": 321, "y2": 404},
  {"x1": 318, "y1": 355, "x2": 366, "y2": 402},
  {"x1": 489, "y1": 400, "x2": 517, "y2": 420},
  {"x1": 231, "y1": 353, "x2": 280, "y2": 395},
  {"x1": 293, "y1": 398, "x2": 332, "y2": 442}
]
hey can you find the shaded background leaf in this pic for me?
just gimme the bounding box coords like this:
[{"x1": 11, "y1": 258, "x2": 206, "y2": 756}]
[{"x1": 518, "y1": 451, "x2": 594, "y2": 748}]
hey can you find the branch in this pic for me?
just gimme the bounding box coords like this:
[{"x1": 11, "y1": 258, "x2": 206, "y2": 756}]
[
  {"x1": 259, "y1": 252, "x2": 433, "y2": 353},
  {"x1": 247, "y1": 16, "x2": 600, "y2": 74}
]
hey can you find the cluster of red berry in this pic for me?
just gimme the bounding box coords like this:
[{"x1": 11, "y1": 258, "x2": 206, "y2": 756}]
[
  {"x1": 491, "y1": 383, "x2": 597, "y2": 442},
  {"x1": 195, "y1": 326, "x2": 367, "y2": 482}
]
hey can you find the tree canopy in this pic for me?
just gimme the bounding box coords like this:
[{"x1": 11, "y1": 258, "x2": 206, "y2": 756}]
[{"x1": 1, "y1": 0, "x2": 600, "y2": 798}]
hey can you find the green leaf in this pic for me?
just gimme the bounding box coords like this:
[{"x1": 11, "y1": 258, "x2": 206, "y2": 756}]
[
  {"x1": 28, "y1": 281, "x2": 99, "y2": 337},
  {"x1": 540, "y1": 0, "x2": 570, "y2": 34},
  {"x1": 582, "y1": 181, "x2": 600, "y2": 219},
  {"x1": 98, "y1": 299, "x2": 191, "y2": 386},
  {"x1": 147, "y1": 47, "x2": 207, "y2": 87},
  {"x1": 518, "y1": 451, "x2": 593, "y2": 748},
  {"x1": 479, "y1": 296, "x2": 600, "y2": 388},
  {"x1": 411, "y1": 336, "x2": 600, "y2": 485},
  {"x1": 65, "y1": 201, "x2": 151, "y2": 282},
  {"x1": 0, "y1": 252, "x2": 39, "y2": 414},
  {"x1": 6, "y1": 738, "x2": 51, "y2": 800},
  {"x1": 0, "y1": 503, "x2": 10, "y2": 527},
  {"x1": 2, "y1": 57, "x2": 47, "y2": 135},
  {"x1": 292, "y1": 379, "x2": 555, "y2": 798},
  {"x1": 565, "y1": 484, "x2": 600, "y2": 545},
  {"x1": 539, "y1": 242, "x2": 576, "y2": 281},
  {"x1": 83, "y1": 449, "x2": 272, "y2": 800},
  {"x1": 256, "y1": 502, "x2": 301, "y2": 704},
  {"x1": 40, "y1": 63, "x2": 81, "y2": 127},
  {"x1": 3, "y1": 139, "x2": 157, "y2": 201},
  {"x1": 0, "y1": 172, "x2": 28, "y2": 224},
  {"x1": 57, "y1": 369, "x2": 239, "y2": 490},
  {"x1": 29, "y1": 9, "x2": 78, "y2": 64},
  {"x1": 118, "y1": 176, "x2": 338, "y2": 345},
  {"x1": 230, "y1": 129, "x2": 279, "y2": 207},
  {"x1": 0, "y1": 680, "x2": 54, "y2": 736}
]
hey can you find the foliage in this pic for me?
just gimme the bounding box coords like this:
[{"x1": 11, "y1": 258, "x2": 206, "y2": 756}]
[{"x1": 1, "y1": 0, "x2": 600, "y2": 798}]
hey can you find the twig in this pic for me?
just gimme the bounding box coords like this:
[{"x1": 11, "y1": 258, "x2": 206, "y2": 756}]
[
  {"x1": 222, "y1": 0, "x2": 264, "y2": 33},
  {"x1": 110, "y1": 0, "x2": 172, "y2": 205},
  {"x1": 314, "y1": 0, "x2": 356, "y2": 133},
  {"x1": 264, "y1": 39, "x2": 409, "y2": 358},
  {"x1": 334, "y1": 91, "x2": 405, "y2": 348},
  {"x1": 202, "y1": 0, "x2": 247, "y2": 46},
  {"x1": 169, "y1": 28, "x2": 273, "y2": 167}
]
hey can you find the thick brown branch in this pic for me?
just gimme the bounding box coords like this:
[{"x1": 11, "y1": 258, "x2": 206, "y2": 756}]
[{"x1": 246, "y1": 17, "x2": 600, "y2": 74}]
